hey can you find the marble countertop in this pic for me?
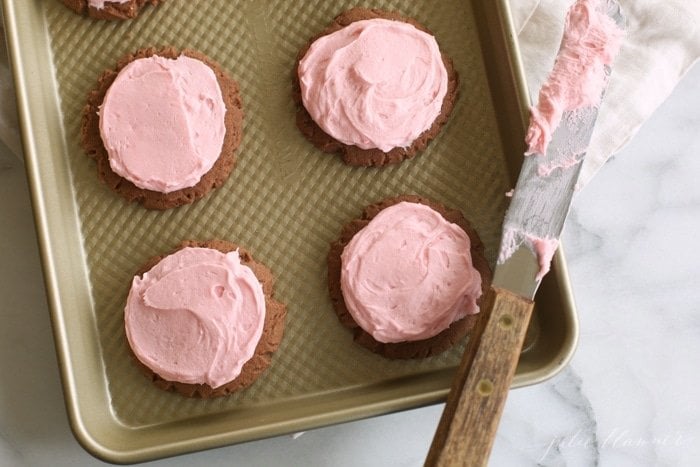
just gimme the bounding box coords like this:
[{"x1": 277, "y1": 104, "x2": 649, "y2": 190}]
[{"x1": 1, "y1": 46, "x2": 699, "y2": 467}]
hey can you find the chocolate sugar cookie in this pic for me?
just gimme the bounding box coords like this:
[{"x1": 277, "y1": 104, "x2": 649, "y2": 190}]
[
  {"x1": 328, "y1": 196, "x2": 491, "y2": 359},
  {"x1": 126, "y1": 240, "x2": 287, "y2": 398},
  {"x1": 293, "y1": 8, "x2": 459, "y2": 167},
  {"x1": 82, "y1": 47, "x2": 243, "y2": 210},
  {"x1": 61, "y1": 0, "x2": 162, "y2": 21}
]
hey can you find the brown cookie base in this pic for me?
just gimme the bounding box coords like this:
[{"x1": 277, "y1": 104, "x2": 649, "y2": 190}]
[
  {"x1": 328, "y1": 196, "x2": 492, "y2": 359},
  {"x1": 293, "y1": 8, "x2": 459, "y2": 167},
  {"x1": 61, "y1": 0, "x2": 162, "y2": 21},
  {"x1": 81, "y1": 47, "x2": 244, "y2": 210},
  {"x1": 129, "y1": 240, "x2": 287, "y2": 398}
]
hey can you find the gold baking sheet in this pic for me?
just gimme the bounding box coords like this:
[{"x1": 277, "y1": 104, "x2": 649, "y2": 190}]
[{"x1": 3, "y1": 0, "x2": 578, "y2": 463}]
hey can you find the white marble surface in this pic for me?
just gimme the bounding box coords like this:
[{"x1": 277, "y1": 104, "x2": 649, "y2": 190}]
[{"x1": 2, "y1": 35, "x2": 700, "y2": 467}]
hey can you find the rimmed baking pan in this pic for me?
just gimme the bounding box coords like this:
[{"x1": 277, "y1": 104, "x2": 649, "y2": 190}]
[{"x1": 3, "y1": 0, "x2": 578, "y2": 463}]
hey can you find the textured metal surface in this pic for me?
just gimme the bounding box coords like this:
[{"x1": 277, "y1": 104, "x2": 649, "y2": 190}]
[
  {"x1": 4, "y1": 0, "x2": 578, "y2": 462},
  {"x1": 46, "y1": 0, "x2": 511, "y2": 425}
]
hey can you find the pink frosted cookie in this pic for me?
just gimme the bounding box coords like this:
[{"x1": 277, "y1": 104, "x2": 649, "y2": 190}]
[
  {"x1": 82, "y1": 47, "x2": 243, "y2": 209},
  {"x1": 293, "y1": 8, "x2": 459, "y2": 167},
  {"x1": 61, "y1": 0, "x2": 163, "y2": 21},
  {"x1": 125, "y1": 240, "x2": 286, "y2": 398},
  {"x1": 328, "y1": 196, "x2": 491, "y2": 359}
]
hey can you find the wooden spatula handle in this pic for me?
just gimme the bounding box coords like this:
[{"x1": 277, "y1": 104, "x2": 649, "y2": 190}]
[{"x1": 425, "y1": 286, "x2": 535, "y2": 467}]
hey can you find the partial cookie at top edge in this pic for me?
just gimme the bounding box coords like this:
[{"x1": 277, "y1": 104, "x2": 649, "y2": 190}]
[
  {"x1": 81, "y1": 47, "x2": 244, "y2": 210},
  {"x1": 327, "y1": 195, "x2": 492, "y2": 359},
  {"x1": 129, "y1": 239, "x2": 287, "y2": 398},
  {"x1": 61, "y1": 0, "x2": 163, "y2": 21},
  {"x1": 293, "y1": 8, "x2": 459, "y2": 167}
]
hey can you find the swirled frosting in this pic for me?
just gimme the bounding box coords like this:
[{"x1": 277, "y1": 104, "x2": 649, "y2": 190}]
[
  {"x1": 89, "y1": 0, "x2": 130, "y2": 11},
  {"x1": 298, "y1": 18, "x2": 449, "y2": 152},
  {"x1": 99, "y1": 54, "x2": 226, "y2": 193},
  {"x1": 125, "y1": 247, "x2": 265, "y2": 388},
  {"x1": 340, "y1": 202, "x2": 482, "y2": 343}
]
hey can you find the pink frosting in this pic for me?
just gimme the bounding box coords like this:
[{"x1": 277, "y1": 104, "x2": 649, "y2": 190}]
[
  {"x1": 124, "y1": 247, "x2": 265, "y2": 388},
  {"x1": 99, "y1": 55, "x2": 226, "y2": 193},
  {"x1": 525, "y1": 0, "x2": 623, "y2": 156},
  {"x1": 499, "y1": 229, "x2": 559, "y2": 282},
  {"x1": 89, "y1": 0, "x2": 129, "y2": 10},
  {"x1": 299, "y1": 19, "x2": 448, "y2": 152},
  {"x1": 530, "y1": 236, "x2": 559, "y2": 281},
  {"x1": 340, "y1": 202, "x2": 482, "y2": 343}
]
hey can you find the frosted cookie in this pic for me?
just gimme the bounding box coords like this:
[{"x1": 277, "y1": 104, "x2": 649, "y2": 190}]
[
  {"x1": 61, "y1": 0, "x2": 162, "y2": 21},
  {"x1": 125, "y1": 240, "x2": 287, "y2": 398},
  {"x1": 328, "y1": 196, "x2": 491, "y2": 358},
  {"x1": 294, "y1": 8, "x2": 459, "y2": 167},
  {"x1": 82, "y1": 47, "x2": 243, "y2": 210}
]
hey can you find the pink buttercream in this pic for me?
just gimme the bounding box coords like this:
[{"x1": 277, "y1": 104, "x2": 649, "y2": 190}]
[
  {"x1": 89, "y1": 0, "x2": 129, "y2": 10},
  {"x1": 299, "y1": 19, "x2": 448, "y2": 152},
  {"x1": 525, "y1": 0, "x2": 623, "y2": 156},
  {"x1": 340, "y1": 202, "x2": 482, "y2": 343},
  {"x1": 498, "y1": 230, "x2": 559, "y2": 282},
  {"x1": 124, "y1": 247, "x2": 265, "y2": 389},
  {"x1": 530, "y1": 236, "x2": 559, "y2": 281},
  {"x1": 99, "y1": 55, "x2": 226, "y2": 193}
]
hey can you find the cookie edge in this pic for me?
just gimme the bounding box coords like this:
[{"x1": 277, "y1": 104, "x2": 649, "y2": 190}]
[
  {"x1": 81, "y1": 46, "x2": 244, "y2": 210},
  {"x1": 293, "y1": 7, "x2": 459, "y2": 167},
  {"x1": 61, "y1": 0, "x2": 162, "y2": 21},
  {"x1": 327, "y1": 195, "x2": 492, "y2": 359},
  {"x1": 128, "y1": 239, "x2": 287, "y2": 398}
]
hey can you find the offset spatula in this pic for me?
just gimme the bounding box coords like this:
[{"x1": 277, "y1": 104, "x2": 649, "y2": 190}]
[{"x1": 425, "y1": 1, "x2": 625, "y2": 465}]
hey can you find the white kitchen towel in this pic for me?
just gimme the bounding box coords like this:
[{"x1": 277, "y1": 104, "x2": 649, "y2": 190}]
[
  {"x1": 510, "y1": 0, "x2": 700, "y2": 188},
  {"x1": 1, "y1": 1, "x2": 699, "y2": 188}
]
